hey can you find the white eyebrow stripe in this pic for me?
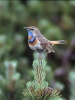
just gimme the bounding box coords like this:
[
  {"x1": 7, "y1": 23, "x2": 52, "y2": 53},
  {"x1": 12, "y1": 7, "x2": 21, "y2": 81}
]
[
  {"x1": 27, "y1": 26, "x2": 37, "y2": 30},
  {"x1": 32, "y1": 28, "x2": 37, "y2": 30}
]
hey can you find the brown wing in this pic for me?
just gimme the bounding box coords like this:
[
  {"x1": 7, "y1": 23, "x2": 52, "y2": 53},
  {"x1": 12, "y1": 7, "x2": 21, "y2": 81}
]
[{"x1": 37, "y1": 36, "x2": 54, "y2": 53}]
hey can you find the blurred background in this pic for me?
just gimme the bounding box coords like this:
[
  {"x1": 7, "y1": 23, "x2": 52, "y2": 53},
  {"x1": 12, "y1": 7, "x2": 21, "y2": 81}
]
[{"x1": 0, "y1": 0, "x2": 75, "y2": 100}]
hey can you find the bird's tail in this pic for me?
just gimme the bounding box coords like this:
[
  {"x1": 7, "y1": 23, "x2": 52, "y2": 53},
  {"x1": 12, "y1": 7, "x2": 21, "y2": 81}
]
[{"x1": 49, "y1": 40, "x2": 67, "y2": 46}]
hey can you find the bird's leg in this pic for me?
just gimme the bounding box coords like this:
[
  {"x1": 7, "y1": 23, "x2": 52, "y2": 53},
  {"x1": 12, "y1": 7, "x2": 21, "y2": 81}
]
[
  {"x1": 43, "y1": 52, "x2": 46, "y2": 59},
  {"x1": 38, "y1": 53, "x2": 43, "y2": 65},
  {"x1": 38, "y1": 53, "x2": 42, "y2": 60},
  {"x1": 38, "y1": 53, "x2": 46, "y2": 65}
]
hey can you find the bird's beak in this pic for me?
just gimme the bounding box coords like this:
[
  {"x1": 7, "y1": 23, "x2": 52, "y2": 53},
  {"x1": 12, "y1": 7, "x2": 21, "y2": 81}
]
[
  {"x1": 23, "y1": 27, "x2": 30, "y2": 31},
  {"x1": 23, "y1": 27, "x2": 27, "y2": 29}
]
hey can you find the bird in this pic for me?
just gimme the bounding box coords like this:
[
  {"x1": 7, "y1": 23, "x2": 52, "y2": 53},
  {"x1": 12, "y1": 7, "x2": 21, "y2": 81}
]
[{"x1": 24, "y1": 26, "x2": 67, "y2": 54}]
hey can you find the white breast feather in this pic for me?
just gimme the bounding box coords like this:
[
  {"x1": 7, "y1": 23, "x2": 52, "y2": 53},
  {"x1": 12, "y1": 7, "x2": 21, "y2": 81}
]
[{"x1": 29, "y1": 41, "x2": 43, "y2": 51}]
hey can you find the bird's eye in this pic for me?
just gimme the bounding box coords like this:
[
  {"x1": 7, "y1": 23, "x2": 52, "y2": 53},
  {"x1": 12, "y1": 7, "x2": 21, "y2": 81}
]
[{"x1": 31, "y1": 28, "x2": 34, "y2": 30}]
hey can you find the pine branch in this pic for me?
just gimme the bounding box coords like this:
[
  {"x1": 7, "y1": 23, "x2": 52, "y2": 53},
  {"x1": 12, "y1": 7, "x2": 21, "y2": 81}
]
[{"x1": 23, "y1": 58, "x2": 63, "y2": 100}]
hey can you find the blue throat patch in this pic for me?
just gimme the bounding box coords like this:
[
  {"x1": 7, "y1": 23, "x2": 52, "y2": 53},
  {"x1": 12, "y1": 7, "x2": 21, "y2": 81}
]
[
  {"x1": 28, "y1": 30, "x2": 36, "y2": 43},
  {"x1": 28, "y1": 30, "x2": 33, "y2": 37}
]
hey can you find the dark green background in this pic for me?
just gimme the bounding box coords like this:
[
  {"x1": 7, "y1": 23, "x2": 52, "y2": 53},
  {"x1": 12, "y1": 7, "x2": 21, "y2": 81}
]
[{"x1": 0, "y1": 1, "x2": 75, "y2": 100}]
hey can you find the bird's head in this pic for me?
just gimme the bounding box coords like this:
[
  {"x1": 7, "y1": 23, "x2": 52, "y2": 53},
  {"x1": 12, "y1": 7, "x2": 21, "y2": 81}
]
[{"x1": 24, "y1": 26, "x2": 40, "y2": 36}]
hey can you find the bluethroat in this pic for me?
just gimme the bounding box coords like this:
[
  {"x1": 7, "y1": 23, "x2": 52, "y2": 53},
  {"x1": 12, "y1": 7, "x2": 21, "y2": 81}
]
[{"x1": 24, "y1": 26, "x2": 67, "y2": 54}]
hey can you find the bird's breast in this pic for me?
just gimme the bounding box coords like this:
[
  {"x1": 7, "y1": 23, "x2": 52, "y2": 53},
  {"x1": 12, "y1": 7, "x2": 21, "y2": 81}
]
[
  {"x1": 28, "y1": 40, "x2": 43, "y2": 52},
  {"x1": 28, "y1": 37, "x2": 38, "y2": 46},
  {"x1": 28, "y1": 37, "x2": 43, "y2": 53}
]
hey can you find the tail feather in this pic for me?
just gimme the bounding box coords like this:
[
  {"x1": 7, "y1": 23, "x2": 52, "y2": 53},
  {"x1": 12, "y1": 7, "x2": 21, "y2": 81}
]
[{"x1": 49, "y1": 40, "x2": 67, "y2": 46}]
